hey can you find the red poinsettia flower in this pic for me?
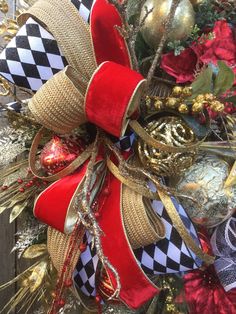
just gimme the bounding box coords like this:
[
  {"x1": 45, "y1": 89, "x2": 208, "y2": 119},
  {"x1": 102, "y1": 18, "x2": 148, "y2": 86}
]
[
  {"x1": 161, "y1": 20, "x2": 236, "y2": 83},
  {"x1": 184, "y1": 265, "x2": 236, "y2": 314},
  {"x1": 161, "y1": 48, "x2": 197, "y2": 83}
]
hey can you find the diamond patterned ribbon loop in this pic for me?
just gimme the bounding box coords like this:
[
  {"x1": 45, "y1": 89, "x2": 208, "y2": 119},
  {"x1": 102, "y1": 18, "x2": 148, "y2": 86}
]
[
  {"x1": 211, "y1": 215, "x2": 236, "y2": 292},
  {"x1": 0, "y1": 18, "x2": 67, "y2": 91},
  {"x1": 0, "y1": 0, "x2": 94, "y2": 91}
]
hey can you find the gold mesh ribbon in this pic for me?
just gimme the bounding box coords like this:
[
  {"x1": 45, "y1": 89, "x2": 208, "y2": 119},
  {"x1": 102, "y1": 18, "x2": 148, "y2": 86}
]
[
  {"x1": 29, "y1": 127, "x2": 92, "y2": 182},
  {"x1": 47, "y1": 227, "x2": 82, "y2": 275},
  {"x1": 28, "y1": 66, "x2": 87, "y2": 134},
  {"x1": 122, "y1": 185, "x2": 165, "y2": 249},
  {"x1": 18, "y1": 0, "x2": 97, "y2": 81}
]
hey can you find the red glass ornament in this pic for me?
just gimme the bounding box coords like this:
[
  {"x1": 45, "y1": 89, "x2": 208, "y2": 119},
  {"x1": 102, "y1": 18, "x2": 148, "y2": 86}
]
[
  {"x1": 40, "y1": 136, "x2": 84, "y2": 175},
  {"x1": 97, "y1": 268, "x2": 119, "y2": 302}
]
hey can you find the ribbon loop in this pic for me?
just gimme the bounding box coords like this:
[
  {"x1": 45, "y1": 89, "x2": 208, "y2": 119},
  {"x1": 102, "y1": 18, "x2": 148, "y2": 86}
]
[{"x1": 85, "y1": 61, "x2": 146, "y2": 137}]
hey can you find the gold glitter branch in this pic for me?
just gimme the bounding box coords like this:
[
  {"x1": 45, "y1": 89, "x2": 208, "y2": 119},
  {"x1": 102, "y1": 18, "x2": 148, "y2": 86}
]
[
  {"x1": 75, "y1": 130, "x2": 121, "y2": 299},
  {"x1": 147, "y1": 0, "x2": 181, "y2": 86}
]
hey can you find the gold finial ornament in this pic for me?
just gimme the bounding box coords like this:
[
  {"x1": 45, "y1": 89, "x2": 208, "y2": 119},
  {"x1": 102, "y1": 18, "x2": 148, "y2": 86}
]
[{"x1": 140, "y1": 0, "x2": 195, "y2": 49}]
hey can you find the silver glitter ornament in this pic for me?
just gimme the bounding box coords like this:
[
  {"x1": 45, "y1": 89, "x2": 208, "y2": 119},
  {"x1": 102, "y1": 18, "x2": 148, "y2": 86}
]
[{"x1": 177, "y1": 154, "x2": 236, "y2": 228}]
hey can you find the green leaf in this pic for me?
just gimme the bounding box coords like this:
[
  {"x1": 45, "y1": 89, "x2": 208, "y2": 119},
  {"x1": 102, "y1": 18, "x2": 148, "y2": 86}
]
[
  {"x1": 135, "y1": 31, "x2": 152, "y2": 61},
  {"x1": 181, "y1": 115, "x2": 210, "y2": 138},
  {"x1": 224, "y1": 95, "x2": 236, "y2": 105},
  {"x1": 127, "y1": 0, "x2": 140, "y2": 24},
  {"x1": 190, "y1": 67, "x2": 213, "y2": 99},
  {"x1": 214, "y1": 61, "x2": 235, "y2": 96}
]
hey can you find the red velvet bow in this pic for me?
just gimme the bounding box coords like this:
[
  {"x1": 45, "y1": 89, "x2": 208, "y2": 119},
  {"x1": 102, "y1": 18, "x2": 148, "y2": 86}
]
[{"x1": 86, "y1": 0, "x2": 146, "y2": 137}]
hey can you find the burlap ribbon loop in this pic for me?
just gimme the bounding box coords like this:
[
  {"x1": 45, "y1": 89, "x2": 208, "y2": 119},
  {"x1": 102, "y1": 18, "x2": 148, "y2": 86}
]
[
  {"x1": 28, "y1": 66, "x2": 86, "y2": 134},
  {"x1": 122, "y1": 185, "x2": 165, "y2": 249},
  {"x1": 47, "y1": 227, "x2": 83, "y2": 275}
]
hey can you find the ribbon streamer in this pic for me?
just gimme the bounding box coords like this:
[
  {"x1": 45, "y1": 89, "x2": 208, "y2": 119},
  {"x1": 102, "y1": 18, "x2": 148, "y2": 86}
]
[{"x1": 211, "y1": 215, "x2": 236, "y2": 292}]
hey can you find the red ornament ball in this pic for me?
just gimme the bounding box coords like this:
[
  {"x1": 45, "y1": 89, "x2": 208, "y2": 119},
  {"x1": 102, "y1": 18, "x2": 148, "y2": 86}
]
[{"x1": 40, "y1": 136, "x2": 84, "y2": 175}]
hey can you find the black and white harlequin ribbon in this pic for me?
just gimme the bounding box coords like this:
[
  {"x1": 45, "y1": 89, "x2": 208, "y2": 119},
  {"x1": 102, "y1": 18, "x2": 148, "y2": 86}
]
[
  {"x1": 73, "y1": 184, "x2": 203, "y2": 298},
  {"x1": 0, "y1": 101, "x2": 22, "y2": 113},
  {"x1": 73, "y1": 231, "x2": 99, "y2": 297},
  {"x1": 71, "y1": 0, "x2": 94, "y2": 21},
  {"x1": 0, "y1": 17, "x2": 67, "y2": 91},
  {"x1": 211, "y1": 215, "x2": 236, "y2": 292},
  {"x1": 0, "y1": 0, "x2": 94, "y2": 91},
  {"x1": 114, "y1": 132, "x2": 136, "y2": 152}
]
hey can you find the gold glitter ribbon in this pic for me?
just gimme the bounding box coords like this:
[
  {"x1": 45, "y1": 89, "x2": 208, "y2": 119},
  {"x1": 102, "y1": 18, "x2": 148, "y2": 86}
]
[
  {"x1": 157, "y1": 189, "x2": 215, "y2": 265},
  {"x1": 29, "y1": 127, "x2": 92, "y2": 182},
  {"x1": 106, "y1": 157, "x2": 159, "y2": 200},
  {"x1": 224, "y1": 160, "x2": 236, "y2": 188}
]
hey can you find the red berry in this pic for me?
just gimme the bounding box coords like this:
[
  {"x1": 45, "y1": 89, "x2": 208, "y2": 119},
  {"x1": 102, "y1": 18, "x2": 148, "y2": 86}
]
[
  {"x1": 95, "y1": 294, "x2": 102, "y2": 303},
  {"x1": 17, "y1": 178, "x2": 23, "y2": 184},
  {"x1": 94, "y1": 212, "x2": 100, "y2": 218},
  {"x1": 64, "y1": 279, "x2": 73, "y2": 287},
  {"x1": 19, "y1": 187, "x2": 25, "y2": 193},
  {"x1": 58, "y1": 299, "x2": 65, "y2": 307},
  {"x1": 79, "y1": 243, "x2": 87, "y2": 252},
  {"x1": 1, "y1": 185, "x2": 8, "y2": 191}
]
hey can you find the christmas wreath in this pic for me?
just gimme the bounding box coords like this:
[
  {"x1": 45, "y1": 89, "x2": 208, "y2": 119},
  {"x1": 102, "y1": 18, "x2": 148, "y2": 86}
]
[{"x1": 0, "y1": 0, "x2": 235, "y2": 313}]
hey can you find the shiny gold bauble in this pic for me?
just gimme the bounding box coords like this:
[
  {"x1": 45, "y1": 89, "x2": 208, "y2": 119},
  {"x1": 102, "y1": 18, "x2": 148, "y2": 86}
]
[
  {"x1": 178, "y1": 154, "x2": 236, "y2": 228},
  {"x1": 140, "y1": 0, "x2": 195, "y2": 49},
  {"x1": 178, "y1": 103, "x2": 189, "y2": 114},
  {"x1": 138, "y1": 116, "x2": 198, "y2": 176}
]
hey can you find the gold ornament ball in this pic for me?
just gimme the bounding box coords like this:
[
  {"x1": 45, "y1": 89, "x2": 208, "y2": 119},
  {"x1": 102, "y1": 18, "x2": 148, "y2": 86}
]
[
  {"x1": 178, "y1": 103, "x2": 189, "y2": 114},
  {"x1": 140, "y1": 0, "x2": 195, "y2": 49},
  {"x1": 192, "y1": 102, "x2": 204, "y2": 113},
  {"x1": 172, "y1": 86, "x2": 183, "y2": 96},
  {"x1": 138, "y1": 116, "x2": 198, "y2": 176}
]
